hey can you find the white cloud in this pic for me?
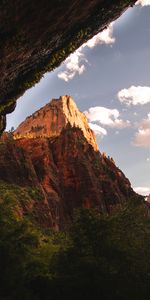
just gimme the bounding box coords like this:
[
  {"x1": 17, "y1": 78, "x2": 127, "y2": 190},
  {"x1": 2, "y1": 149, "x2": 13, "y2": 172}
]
[
  {"x1": 115, "y1": 131, "x2": 119, "y2": 135},
  {"x1": 82, "y1": 23, "x2": 115, "y2": 48},
  {"x1": 136, "y1": 0, "x2": 150, "y2": 6},
  {"x1": 134, "y1": 113, "x2": 150, "y2": 148},
  {"x1": 118, "y1": 86, "x2": 150, "y2": 106},
  {"x1": 58, "y1": 23, "x2": 115, "y2": 82},
  {"x1": 89, "y1": 123, "x2": 107, "y2": 137},
  {"x1": 85, "y1": 106, "x2": 130, "y2": 129},
  {"x1": 134, "y1": 186, "x2": 150, "y2": 196},
  {"x1": 57, "y1": 49, "x2": 86, "y2": 82}
]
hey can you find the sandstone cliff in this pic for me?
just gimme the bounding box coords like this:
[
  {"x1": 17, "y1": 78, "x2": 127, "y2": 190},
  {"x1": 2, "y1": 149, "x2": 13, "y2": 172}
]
[
  {"x1": 0, "y1": 96, "x2": 138, "y2": 229},
  {"x1": 14, "y1": 95, "x2": 98, "y2": 151}
]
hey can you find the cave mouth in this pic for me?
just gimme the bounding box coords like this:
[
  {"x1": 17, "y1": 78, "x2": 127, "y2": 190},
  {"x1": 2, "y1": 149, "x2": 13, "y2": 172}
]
[{"x1": 4, "y1": 3, "x2": 150, "y2": 197}]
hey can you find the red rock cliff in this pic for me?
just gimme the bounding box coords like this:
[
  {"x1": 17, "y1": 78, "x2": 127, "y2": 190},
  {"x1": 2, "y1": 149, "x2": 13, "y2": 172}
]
[
  {"x1": 14, "y1": 95, "x2": 98, "y2": 151},
  {"x1": 0, "y1": 96, "x2": 138, "y2": 229}
]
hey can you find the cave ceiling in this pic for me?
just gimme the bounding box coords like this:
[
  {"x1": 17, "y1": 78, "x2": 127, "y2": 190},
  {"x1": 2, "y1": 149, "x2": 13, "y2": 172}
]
[{"x1": 0, "y1": 0, "x2": 136, "y2": 133}]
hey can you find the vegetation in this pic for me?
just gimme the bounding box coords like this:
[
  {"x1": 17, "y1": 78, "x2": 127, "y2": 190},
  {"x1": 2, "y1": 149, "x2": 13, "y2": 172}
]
[
  {"x1": 0, "y1": 194, "x2": 150, "y2": 299},
  {"x1": 0, "y1": 181, "x2": 43, "y2": 217}
]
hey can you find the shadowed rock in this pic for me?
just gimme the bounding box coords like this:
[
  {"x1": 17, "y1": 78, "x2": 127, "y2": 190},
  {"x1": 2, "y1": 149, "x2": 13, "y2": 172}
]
[{"x1": 0, "y1": 0, "x2": 136, "y2": 133}]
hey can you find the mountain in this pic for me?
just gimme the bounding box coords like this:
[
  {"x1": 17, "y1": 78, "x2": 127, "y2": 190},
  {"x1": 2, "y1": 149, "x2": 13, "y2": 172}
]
[
  {"x1": 0, "y1": 96, "x2": 138, "y2": 229},
  {"x1": 14, "y1": 95, "x2": 98, "y2": 151}
]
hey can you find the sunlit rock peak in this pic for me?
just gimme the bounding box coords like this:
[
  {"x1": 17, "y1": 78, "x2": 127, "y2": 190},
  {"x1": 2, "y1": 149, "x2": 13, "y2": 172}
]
[{"x1": 14, "y1": 95, "x2": 98, "y2": 151}]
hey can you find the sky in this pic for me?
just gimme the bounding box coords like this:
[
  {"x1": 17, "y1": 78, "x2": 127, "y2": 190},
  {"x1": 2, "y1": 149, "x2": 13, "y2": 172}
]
[{"x1": 6, "y1": 0, "x2": 150, "y2": 196}]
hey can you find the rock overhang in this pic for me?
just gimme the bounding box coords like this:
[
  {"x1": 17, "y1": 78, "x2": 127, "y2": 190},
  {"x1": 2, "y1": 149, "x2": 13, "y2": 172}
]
[{"x1": 0, "y1": 0, "x2": 136, "y2": 133}]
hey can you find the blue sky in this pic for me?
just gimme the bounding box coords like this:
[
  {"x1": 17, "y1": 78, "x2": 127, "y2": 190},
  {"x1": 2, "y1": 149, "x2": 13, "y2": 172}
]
[{"x1": 6, "y1": 1, "x2": 150, "y2": 195}]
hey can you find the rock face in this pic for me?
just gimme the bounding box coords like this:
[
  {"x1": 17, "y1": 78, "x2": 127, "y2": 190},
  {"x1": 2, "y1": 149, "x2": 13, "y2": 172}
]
[
  {"x1": 0, "y1": 96, "x2": 138, "y2": 229},
  {"x1": 0, "y1": 0, "x2": 136, "y2": 133},
  {"x1": 14, "y1": 96, "x2": 98, "y2": 151}
]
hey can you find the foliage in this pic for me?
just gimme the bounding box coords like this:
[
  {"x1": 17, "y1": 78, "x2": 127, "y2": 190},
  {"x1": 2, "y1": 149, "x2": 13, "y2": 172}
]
[
  {"x1": 0, "y1": 196, "x2": 150, "y2": 299},
  {"x1": 0, "y1": 198, "x2": 66, "y2": 300},
  {"x1": 50, "y1": 202, "x2": 150, "y2": 300},
  {"x1": 0, "y1": 181, "x2": 43, "y2": 208}
]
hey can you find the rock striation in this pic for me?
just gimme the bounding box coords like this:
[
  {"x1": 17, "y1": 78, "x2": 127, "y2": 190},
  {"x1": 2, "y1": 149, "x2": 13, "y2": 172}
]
[{"x1": 0, "y1": 96, "x2": 138, "y2": 229}]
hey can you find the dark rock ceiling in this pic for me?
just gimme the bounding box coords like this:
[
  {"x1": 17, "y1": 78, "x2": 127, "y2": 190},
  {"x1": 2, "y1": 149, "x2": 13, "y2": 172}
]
[{"x1": 0, "y1": 0, "x2": 136, "y2": 133}]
